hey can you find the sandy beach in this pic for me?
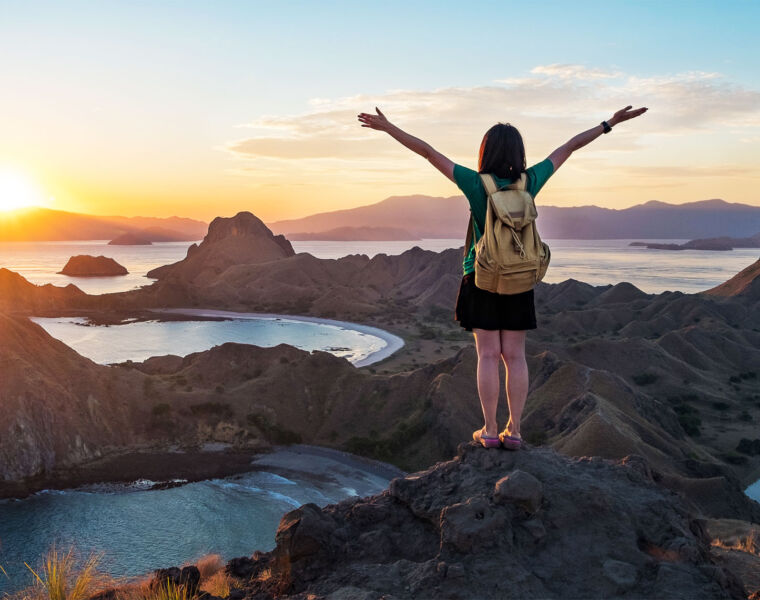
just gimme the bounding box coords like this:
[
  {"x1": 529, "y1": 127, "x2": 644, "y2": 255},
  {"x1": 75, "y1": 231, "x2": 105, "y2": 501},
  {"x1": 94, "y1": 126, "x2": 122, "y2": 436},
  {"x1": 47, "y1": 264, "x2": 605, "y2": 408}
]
[{"x1": 149, "y1": 308, "x2": 406, "y2": 367}]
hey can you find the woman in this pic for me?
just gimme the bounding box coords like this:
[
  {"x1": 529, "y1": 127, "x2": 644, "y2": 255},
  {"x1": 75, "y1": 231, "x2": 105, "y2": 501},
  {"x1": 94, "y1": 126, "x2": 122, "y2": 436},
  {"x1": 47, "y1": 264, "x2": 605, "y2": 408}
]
[{"x1": 357, "y1": 104, "x2": 648, "y2": 449}]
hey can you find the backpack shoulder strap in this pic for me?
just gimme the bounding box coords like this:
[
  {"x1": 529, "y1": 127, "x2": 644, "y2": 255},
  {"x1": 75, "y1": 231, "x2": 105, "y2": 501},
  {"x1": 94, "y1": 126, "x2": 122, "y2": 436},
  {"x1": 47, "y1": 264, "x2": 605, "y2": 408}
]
[
  {"x1": 481, "y1": 172, "x2": 528, "y2": 193},
  {"x1": 480, "y1": 173, "x2": 498, "y2": 196},
  {"x1": 506, "y1": 172, "x2": 528, "y2": 191},
  {"x1": 463, "y1": 213, "x2": 474, "y2": 259}
]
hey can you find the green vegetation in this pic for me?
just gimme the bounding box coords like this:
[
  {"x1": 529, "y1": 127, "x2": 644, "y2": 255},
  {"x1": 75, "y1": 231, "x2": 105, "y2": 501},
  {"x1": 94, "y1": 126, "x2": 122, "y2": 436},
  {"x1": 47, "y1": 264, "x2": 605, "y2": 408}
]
[
  {"x1": 523, "y1": 429, "x2": 547, "y2": 446},
  {"x1": 632, "y1": 372, "x2": 658, "y2": 386},
  {"x1": 712, "y1": 401, "x2": 730, "y2": 411},
  {"x1": 246, "y1": 413, "x2": 302, "y2": 444},
  {"x1": 189, "y1": 402, "x2": 233, "y2": 418},
  {"x1": 345, "y1": 412, "x2": 428, "y2": 465},
  {"x1": 720, "y1": 450, "x2": 748, "y2": 466},
  {"x1": 736, "y1": 438, "x2": 760, "y2": 455},
  {"x1": 151, "y1": 403, "x2": 171, "y2": 417},
  {"x1": 738, "y1": 410, "x2": 753, "y2": 422},
  {"x1": 673, "y1": 403, "x2": 701, "y2": 437}
]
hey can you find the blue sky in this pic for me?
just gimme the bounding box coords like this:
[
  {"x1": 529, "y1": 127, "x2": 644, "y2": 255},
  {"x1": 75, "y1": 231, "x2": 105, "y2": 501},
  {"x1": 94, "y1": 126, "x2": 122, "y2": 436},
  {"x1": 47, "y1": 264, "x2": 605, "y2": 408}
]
[{"x1": 1, "y1": 0, "x2": 758, "y2": 219}]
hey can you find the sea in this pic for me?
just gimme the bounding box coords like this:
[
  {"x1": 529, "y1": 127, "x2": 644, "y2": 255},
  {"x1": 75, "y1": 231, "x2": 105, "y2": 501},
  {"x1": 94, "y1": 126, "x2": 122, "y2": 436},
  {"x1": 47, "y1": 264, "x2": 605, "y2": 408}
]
[{"x1": 0, "y1": 238, "x2": 758, "y2": 295}]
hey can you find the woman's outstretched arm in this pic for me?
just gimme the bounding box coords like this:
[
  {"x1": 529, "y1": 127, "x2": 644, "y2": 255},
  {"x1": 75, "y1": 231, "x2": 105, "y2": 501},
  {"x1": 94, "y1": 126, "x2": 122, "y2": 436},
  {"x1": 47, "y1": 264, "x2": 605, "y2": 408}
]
[
  {"x1": 358, "y1": 107, "x2": 455, "y2": 183},
  {"x1": 547, "y1": 105, "x2": 648, "y2": 172}
]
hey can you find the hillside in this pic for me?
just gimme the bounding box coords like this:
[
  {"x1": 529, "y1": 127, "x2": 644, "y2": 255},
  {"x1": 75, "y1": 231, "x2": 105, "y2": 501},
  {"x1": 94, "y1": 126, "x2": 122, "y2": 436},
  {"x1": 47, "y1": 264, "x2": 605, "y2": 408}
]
[
  {"x1": 270, "y1": 197, "x2": 760, "y2": 239},
  {"x1": 705, "y1": 258, "x2": 760, "y2": 298},
  {"x1": 2, "y1": 241, "x2": 760, "y2": 524}
]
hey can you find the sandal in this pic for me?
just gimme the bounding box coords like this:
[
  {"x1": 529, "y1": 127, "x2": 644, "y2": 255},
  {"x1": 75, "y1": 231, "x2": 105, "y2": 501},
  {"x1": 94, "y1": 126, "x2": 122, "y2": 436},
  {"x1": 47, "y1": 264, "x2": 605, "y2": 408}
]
[
  {"x1": 499, "y1": 429, "x2": 522, "y2": 450},
  {"x1": 473, "y1": 427, "x2": 501, "y2": 448}
]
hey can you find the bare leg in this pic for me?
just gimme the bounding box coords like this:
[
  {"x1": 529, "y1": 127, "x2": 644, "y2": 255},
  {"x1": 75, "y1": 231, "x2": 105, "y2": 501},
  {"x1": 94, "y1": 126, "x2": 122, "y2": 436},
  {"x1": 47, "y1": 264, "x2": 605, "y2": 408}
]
[
  {"x1": 500, "y1": 330, "x2": 528, "y2": 439},
  {"x1": 473, "y1": 328, "x2": 501, "y2": 438}
]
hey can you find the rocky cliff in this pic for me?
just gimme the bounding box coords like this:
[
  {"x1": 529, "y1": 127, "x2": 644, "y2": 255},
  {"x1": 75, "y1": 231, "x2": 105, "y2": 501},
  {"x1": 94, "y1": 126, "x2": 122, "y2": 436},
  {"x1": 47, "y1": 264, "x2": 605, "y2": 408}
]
[
  {"x1": 0, "y1": 315, "x2": 140, "y2": 481},
  {"x1": 221, "y1": 442, "x2": 748, "y2": 599}
]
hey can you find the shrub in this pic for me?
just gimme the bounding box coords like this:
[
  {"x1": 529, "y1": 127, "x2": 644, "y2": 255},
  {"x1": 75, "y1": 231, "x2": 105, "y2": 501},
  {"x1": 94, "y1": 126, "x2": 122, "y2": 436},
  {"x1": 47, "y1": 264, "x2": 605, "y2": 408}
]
[
  {"x1": 152, "y1": 403, "x2": 171, "y2": 417},
  {"x1": 523, "y1": 429, "x2": 547, "y2": 446},
  {"x1": 712, "y1": 401, "x2": 730, "y2": 411},
  {"x1": 721, "y1": 451, "x2": 748, "y2": 466},
  {"x1": 246, "y1": 413, "x2": 301, "y2": 444},
  {"x1": 190, "y1": 402, "x2": 232, "y2": 418},
  {"x1": 632, "y1": 373, "x2": 658, "y2": 386},
  {"x1": 736, "y1": 438, "x2": 760, "y2": 455},
  {"x1": 738, "y1": 410, "x2": 753, "y2": 422}
]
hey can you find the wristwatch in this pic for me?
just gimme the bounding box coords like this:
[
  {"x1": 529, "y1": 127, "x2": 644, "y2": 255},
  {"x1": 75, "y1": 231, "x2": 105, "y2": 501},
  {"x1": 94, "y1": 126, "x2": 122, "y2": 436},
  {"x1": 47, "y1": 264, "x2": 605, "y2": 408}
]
[{"x1": 601, "y1": 120, "x2": 612, "y2": 134}]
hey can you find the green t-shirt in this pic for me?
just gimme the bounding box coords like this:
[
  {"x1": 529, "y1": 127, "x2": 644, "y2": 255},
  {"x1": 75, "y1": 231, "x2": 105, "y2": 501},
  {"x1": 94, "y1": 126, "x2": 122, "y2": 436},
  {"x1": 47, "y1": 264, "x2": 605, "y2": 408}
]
[{"x1": 454, "y1": 158, "x2": 555, "y2": 275}]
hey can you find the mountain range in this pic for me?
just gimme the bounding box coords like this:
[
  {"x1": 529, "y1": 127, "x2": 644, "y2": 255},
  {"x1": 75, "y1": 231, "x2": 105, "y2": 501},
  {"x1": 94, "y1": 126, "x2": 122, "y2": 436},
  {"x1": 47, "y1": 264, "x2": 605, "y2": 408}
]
[
  {"x1": 0, "y1": 207, "x2": 207, "y2": 242},
  {"x1": 2, "y1": 198, "x2": 760, "y2": 241},
  {"x1": 270, "y1": 197, "x2": 760, "y2": 239}
]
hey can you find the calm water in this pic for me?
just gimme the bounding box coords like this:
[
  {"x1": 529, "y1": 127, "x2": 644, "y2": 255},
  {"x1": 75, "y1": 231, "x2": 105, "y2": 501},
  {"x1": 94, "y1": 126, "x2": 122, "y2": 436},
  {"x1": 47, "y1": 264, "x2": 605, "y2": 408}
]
[
  {"x1": 1, "y1": 239, "x2": 758, "y2": 295},
  {"x1": 746, "y1": 480, "x2": 760, "y2": 504},
  {"x1": 30, "y1": 311, "x2": 401, "y2": 367},
  {"x1": 0, "y1": 446, "x2": 401, "y2": 595}
]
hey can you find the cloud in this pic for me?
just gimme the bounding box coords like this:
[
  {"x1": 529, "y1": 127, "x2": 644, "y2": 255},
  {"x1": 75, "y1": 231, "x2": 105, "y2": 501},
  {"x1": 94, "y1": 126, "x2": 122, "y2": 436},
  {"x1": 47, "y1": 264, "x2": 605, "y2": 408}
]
[
  {"x1": 529, "y1": 64, "x2": 624, "y2": 80},
  {"x1": 221, "y1": 64, "x2": 760, "y2": 200}
]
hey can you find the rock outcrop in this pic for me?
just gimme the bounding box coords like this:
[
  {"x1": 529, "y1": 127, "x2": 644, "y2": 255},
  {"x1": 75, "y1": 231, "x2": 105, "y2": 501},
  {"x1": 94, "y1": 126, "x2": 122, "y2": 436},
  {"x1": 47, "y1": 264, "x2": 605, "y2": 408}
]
[
  {"x1": 146, "y1": 212, "x2": 294, "y2": 285},
  {"x1": 227, "y1": 443, "x2": 748, "y2": 599},
  {"x1": 58, "y1": 255, "x2": 128, "y2": 276}
]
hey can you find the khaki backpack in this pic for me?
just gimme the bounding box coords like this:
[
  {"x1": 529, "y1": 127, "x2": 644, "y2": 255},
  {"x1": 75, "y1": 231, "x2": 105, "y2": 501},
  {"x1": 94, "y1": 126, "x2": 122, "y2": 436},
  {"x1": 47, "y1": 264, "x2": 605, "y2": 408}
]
[{"x1": 464, "y1": 172, "x2": 551, "y2": 294}]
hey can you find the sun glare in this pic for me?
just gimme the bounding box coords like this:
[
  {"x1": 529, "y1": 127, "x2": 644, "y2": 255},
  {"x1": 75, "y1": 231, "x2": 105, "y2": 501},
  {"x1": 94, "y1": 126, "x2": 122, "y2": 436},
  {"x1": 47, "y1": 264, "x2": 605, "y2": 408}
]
[{"x1": 0, "y1": 169, "x2": 45, "y2": 211}]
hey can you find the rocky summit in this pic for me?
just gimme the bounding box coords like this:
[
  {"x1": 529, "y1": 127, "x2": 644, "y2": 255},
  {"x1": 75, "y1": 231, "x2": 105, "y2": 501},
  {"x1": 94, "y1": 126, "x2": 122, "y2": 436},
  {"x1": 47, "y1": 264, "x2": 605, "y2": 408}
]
[
  {"x1": 220, "y1": 442, "x2": 746, "y2": 599},
  {"x1": 146, "y1": 212, "x2": 295, "y2": 285}
]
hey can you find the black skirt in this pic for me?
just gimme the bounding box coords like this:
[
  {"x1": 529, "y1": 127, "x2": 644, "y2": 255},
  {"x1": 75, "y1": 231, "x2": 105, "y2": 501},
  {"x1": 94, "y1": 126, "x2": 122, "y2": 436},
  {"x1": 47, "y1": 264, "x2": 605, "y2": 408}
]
[{"x1": 454, "y1": 273, "x2": 537, "y2": 332}]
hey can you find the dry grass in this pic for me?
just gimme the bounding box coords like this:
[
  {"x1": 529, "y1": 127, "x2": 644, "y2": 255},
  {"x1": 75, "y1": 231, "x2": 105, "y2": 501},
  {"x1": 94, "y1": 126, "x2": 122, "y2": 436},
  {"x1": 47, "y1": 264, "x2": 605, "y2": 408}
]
[
  {"x1": 192, "y1": 554, "x2": 242, "y2": 598},
  {"x1": 200, "y1": 571, "x2": 238, "y2": 598},
  {"x1": 138, "y1": 579, "x2": 192, "y2": 600},
  {"x1": 6, "y1": 543, "x2": 110, "y2": 600},
  {"x1": 193, "y1": 554, "x2": 223, "y2": 580}
]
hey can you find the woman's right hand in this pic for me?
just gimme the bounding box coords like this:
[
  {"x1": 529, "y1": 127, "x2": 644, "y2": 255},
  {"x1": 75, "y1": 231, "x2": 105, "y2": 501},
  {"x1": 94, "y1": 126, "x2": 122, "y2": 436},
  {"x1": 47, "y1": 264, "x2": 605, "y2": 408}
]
[
  {"x1": 609, "y1": 105, "x2": 648, "y2": 126},
  {"x1": 358, "y1": 107, "x2": 392, "y2": 132}
]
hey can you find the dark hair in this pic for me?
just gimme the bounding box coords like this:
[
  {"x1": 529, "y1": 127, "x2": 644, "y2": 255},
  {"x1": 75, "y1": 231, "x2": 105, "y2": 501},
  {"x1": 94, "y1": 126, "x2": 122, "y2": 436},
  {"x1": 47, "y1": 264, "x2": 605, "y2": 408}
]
[{"x1": 478, "y1": 123, "x2": 526, "y2": 179}]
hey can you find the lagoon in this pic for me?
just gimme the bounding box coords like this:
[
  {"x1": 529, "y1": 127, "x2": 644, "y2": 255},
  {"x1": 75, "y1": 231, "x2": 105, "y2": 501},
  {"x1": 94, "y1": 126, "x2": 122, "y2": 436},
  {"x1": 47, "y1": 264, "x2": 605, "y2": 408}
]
[{"x1": 30, "y1": 310, "x2": 404, "y2": 367}]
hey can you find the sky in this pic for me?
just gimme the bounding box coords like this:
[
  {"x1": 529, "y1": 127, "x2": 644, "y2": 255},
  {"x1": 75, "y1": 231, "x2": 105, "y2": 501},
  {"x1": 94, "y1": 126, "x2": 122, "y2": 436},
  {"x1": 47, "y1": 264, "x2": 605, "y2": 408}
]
[{"x1": 1, "y1": 0, "x2": 759, "y2": 222}]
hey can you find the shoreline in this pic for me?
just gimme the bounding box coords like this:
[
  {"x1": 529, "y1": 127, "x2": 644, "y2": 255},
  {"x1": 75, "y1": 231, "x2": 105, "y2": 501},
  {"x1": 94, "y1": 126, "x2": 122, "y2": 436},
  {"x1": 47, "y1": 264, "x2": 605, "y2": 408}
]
[
  {"x1": 0, "y1": 443, "x2": 406, "y2": 503},
  {"x1": 0, "y1": 444, "x2": 269, "y2": 501},
  {"x1": 149, "y1": 307, "x2": 406, "y2": 367}
]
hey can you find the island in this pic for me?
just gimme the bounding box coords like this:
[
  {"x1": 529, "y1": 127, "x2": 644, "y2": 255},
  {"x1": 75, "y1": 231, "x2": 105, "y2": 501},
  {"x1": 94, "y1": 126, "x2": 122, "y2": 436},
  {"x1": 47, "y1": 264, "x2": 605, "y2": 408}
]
[{"x1": 58, "y1": 255, "x2": 129, "y2": 276}]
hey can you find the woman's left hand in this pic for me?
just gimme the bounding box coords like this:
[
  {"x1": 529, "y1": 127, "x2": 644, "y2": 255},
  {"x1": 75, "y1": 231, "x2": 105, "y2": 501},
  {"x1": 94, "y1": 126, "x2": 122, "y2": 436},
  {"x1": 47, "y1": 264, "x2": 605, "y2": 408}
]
[
  {"x1": 358, "y1": 107, "x2": 391, "y2": 131},
  {"x1": 609, "y1": 105, "x2": 648, "y2": 126}
]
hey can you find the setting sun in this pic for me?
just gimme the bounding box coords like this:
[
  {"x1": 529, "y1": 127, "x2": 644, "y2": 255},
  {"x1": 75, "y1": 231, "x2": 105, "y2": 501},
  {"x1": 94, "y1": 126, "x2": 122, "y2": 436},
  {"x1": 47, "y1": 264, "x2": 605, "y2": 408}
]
[{"x1": 0, "y1": 169, "x2": 45, "y2": 211}]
